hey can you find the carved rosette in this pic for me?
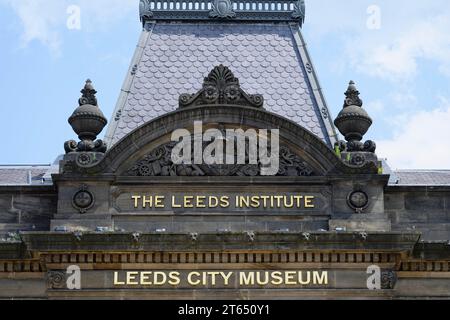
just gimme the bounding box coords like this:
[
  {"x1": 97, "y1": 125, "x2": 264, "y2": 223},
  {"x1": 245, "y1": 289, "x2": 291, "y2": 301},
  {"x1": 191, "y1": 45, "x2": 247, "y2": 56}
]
[
  {"x1": 209, "y1": 0, "x2": 236, "y2": 19},
  {"x1": 126, "y1": 140, "x2": 314, "y2": 177},
  {"x1": 47, "y1": 271, "x2": 67, "y2": 289},
  {"x1": 179, "y1": 65, "x2": 264, "y2": 109},
  {"x1": 347, "y1": 190, "x2": 369, "y2": 213},
  {"x1": 381, "y1": 270, "x2": 397, "y2": 290},
  {"x1": 72, "y1": 184, "x2": 95, "y2": 214}
]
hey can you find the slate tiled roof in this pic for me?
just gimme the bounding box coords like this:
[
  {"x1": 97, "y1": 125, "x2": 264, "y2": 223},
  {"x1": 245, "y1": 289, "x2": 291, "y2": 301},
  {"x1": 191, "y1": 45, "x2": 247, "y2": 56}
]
[
  {"x1": 391, "y1": 170, "x2": 450, "y2": 186},
  {"x1": 0, "y1": 166, "x2": 50, "y2": 186},
  {"x1": 105, "y1": 22, "x2": 337, "y2": 146}
]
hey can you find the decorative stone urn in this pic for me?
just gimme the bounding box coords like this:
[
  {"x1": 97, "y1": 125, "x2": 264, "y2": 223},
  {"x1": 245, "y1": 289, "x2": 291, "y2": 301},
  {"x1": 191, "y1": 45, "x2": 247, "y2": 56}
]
[
  {"x1": 334, "y1": 81, "x2": 376, "y2": 153},
  {"x1": 334, "y1": 81, "x2": 378, "y2": 169},
  {"x1": 64, "y1": 80, "x2": 107, "y2": 154}
]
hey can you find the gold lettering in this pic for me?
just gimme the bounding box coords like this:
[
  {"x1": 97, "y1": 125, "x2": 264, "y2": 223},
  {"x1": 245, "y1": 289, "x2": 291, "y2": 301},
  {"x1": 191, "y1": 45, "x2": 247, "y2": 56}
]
[
  {"x1": 220, "y1": 196, "x2": 230, "y2": 208},
  {"x1": 132, "y1": 196, "x2": 141, "y2": 208},
  {"x1": 305, "y1": 196, "x2": 315, "y2": 208},
  {"x1": 172, "y1": 196, "x2": 182, "y2": 208},
  {"x1": 294, "y1": 196, "x2": 303, "y2": 208},
  {"x1": 209, "y1": 196, "x2": 219, "y2": 208},
  {"x1": 261, "y1": 196, "x2": 270, "y2": 208},
  {"x1": 140, "y1": 271, "x2": 152, "y2": 285},
  {"x1": 208, "y1": 272, "x2": 220, "y2": 286},
  {"x1": 221, "y1": 272, "x2": 233, "y2": 286},
  {"x1": 155, "y1": 196, "x2": 165, "y2": 208},
  {"x1": 285, "y1": 271, "x2": 297, "y2": 285},
  {"x1": 168, "y1": 271, "x2": 181, "y2": 286},
  {"x1": 275, "y1": 196, "x2": 283, "y2": 207},
  {"x1": 313, "y1": 271, "x2": 328, "y2": 285},
  {"x1": 241, "y1": 196, "x2": 250, "y2": 208},
  {"x1": 126, "y1": 272, "x2": 139, "y2": 285},
  {"x1": 153, "y1": 271, "x2": 167, "y2": 286},
  {"x1": 250, "y1": 196, "x2": 260, "y2": 208},
  {"x1": 299, "y1": 271, "x2": 311, "y2": 285},
  {"x1": 240, "y1": 272, "x2": 255, "y2": 285},
  {"x1": 284, "y1": 196, "x2": 294, "y2": 208},
  {"x1": 271, "y1": 271, "x2": 283, "y2": 285},
  {"x1": 197, "y1": 196, "x2": 206, "y2": 208},
  {"x1": 256, "y1": 271, "x2": 269, "y2": 285},
  {"x1": 142, "y1": 196, "x2": 152, "y2": 208},
  {"x1": 184, "y1": 196, "x2": 194, "y2": 208},
  {"x1": 188, "y1": 272, "x2": 201, "y2": 286},
  {"x1": 113, "y1": 271, "x2": 125, "y2": 285}
]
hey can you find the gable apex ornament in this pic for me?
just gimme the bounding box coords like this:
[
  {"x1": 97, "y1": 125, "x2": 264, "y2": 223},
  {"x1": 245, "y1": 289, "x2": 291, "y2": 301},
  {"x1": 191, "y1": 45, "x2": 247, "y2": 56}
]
[
  {"x1": 210, "y1": 0, "x2": 236, "y2": 19},
  {"x1": 179, "y1": 65, "x2": 264, "y2": 109}
]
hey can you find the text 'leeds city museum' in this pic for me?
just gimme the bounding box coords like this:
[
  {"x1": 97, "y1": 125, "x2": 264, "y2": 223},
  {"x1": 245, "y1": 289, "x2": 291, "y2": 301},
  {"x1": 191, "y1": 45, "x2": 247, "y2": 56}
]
[{"x1": 1, "y1": 0, "x2": 450, "y2": 299}]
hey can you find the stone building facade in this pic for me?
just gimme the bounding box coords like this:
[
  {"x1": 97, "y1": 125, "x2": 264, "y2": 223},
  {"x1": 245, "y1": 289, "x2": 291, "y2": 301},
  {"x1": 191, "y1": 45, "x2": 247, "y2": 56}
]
[{"x1": 0, "y1": 1, "x2": 449, "y2": 299}]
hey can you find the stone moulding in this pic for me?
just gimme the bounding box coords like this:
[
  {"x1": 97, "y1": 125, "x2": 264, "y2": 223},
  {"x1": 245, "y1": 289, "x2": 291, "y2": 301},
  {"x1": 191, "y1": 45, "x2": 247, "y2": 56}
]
[
  {"x1": 19, "y1": 232, "x2": 421, "y2": 252},
  {"x1": 139, "y1": 0, "x2": 307, "y2": 26}
]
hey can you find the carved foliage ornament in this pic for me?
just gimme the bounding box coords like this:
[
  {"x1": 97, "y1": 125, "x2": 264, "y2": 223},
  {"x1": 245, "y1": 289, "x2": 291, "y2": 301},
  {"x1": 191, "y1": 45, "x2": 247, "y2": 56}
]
[
  {"x1": 126, "y1": 141, "x2": 314, "y2": 177},
  {"x1": 292, "y1": 0, "x2": 306, "y2": 26},
  {"x1": 139, "y1": 0, "x2": 154, "y2": 25},
  {"x1": 381, "y1": 270, "x2": 397, "y2": 290},
  {"x1": 179, "y1": 65, "x2": 264, "y2": 109},
  {"x1": 47, "y1": 271, "x2": 67, "y2": 289},
  {"x1": 210, "y1": 0, "x2": 236, "y2": 19}
]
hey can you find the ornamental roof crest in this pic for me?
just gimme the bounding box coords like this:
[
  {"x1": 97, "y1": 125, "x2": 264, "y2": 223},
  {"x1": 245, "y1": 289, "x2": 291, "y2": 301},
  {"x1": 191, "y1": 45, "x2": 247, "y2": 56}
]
[{"x1": 179, "y1": 65, "x2": 264, "y2": 109}]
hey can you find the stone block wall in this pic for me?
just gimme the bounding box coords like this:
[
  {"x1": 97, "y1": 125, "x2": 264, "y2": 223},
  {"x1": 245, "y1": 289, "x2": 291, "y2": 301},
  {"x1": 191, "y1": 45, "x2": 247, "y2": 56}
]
[
  {"x1": 385, "y1": 187, "x2": 450, "y2": 241},
  {"x1": 0, "y1": 187, "x2": 57, "y2": 236}
]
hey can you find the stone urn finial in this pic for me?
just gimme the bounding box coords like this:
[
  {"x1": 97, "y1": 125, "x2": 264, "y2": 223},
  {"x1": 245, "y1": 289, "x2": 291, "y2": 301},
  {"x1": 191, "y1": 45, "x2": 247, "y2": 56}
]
[
  {"x1": 64, "y1": 80, "x2": 107, "y2": 154},
  {"x1": 334, "y1": 81, "x2": 375, "y2": 153},
  {"x1": 334, "y1": 81, "x2": 378, "y2": 169}
]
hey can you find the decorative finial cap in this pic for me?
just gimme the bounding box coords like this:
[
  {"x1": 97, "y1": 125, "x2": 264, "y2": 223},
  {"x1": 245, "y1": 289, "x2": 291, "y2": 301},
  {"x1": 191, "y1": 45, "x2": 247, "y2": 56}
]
[
  {"x1": 65, "y1": 79, "x2": 107, "y2": 154},
  {"x1": 79, "y1": 79, "x2": 98, "y2": 106},
  {"x1": 334, "y1": 80, "x2": 373, "y2": 146},
  {"x1": 344, "y1": 80, "x2": 363, "y2": 108}
]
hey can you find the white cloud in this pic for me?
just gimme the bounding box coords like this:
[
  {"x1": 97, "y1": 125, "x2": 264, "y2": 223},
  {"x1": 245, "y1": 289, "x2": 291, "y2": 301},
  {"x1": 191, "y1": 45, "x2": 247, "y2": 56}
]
[
  {"x1": 377, "y1": 99, "x2": 450, "y2": 169},
  {"x1": 350, "y1": 14, "x2": 450, "y2": 81},
  {"x1": 1, "y1": 0, "x2": 135, "y2": 54},
  {"x1": 306, "y1": 0, "x2": 450, "y2": 82},
  {"x1": 2, "y1": 0, "x2": 65, "y2": 55}
]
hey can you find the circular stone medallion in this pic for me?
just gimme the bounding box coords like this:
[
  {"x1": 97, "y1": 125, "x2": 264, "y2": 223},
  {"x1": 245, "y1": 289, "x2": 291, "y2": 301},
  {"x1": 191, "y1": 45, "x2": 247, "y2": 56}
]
[
  {"x1": 347, "y1": 191, "x2": 369, "y2": 212},
  {"x1": 72, "y1": 189, "x2": 94, "y2": 213}
]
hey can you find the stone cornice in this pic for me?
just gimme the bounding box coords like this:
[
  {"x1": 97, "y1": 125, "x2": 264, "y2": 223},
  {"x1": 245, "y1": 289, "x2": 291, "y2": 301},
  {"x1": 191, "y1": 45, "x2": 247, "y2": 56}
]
[{"x1": 19, "y1": 232, "x2": 420, "y2": 253}]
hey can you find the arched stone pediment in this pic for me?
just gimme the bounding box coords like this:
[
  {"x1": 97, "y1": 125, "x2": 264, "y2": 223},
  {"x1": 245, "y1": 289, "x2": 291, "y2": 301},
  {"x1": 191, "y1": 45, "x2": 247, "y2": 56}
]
[{"x1": 77, "y1": 105, "x2": 376, "y2": 176}]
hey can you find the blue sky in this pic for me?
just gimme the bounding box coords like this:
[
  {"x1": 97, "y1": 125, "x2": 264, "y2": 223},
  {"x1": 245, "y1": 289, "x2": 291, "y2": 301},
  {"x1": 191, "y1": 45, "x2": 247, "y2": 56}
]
[{"x1": 0, "y1": 0, "x2": 449, "y2": 169}]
